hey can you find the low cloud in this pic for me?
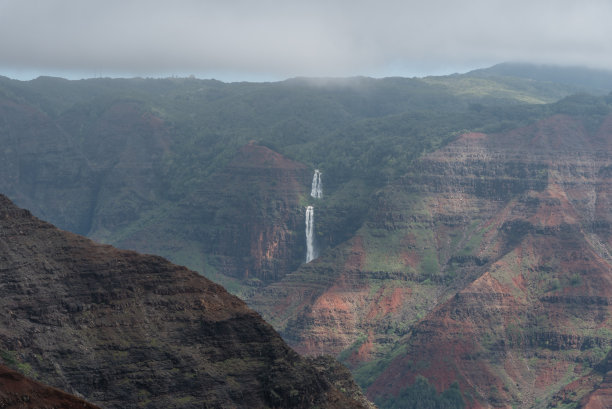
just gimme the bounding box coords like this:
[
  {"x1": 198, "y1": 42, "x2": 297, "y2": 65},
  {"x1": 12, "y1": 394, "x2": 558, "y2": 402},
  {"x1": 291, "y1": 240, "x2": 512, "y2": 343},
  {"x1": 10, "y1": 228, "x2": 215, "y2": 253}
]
[{"x1": 2, "y1": 0, "x2": 612, "y2": 80}]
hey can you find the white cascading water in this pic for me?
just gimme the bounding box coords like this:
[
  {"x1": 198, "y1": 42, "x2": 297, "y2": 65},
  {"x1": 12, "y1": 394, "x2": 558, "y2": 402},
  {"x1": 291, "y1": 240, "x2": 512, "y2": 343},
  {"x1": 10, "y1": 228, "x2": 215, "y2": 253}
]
[
  {"x1": 311, "y1": 169, "x2": 322, "y2": 199},
  {"x1": 305, "y1": 205, "x2": 316, "y2": 262}
]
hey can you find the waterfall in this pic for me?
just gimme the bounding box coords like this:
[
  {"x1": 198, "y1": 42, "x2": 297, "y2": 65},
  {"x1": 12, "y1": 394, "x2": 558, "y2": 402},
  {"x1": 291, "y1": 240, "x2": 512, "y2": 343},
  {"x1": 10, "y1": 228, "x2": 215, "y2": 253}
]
[
  {"x1": 305, "y1": 206, "x2": 316, "y2": 262},
  {"x1": 311, "y1": 169, "x2": 322, "y2": 199},
  {"x1": 306, "y1": 169, "x2": 321, "y2": 262}
]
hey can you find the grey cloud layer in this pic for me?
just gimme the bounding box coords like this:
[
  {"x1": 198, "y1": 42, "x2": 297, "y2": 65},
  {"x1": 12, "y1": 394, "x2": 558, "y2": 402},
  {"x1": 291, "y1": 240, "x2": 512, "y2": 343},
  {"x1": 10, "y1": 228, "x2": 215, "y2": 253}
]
[{"x1": 1, "y1": 0, "x2": 612, "y2": 78}]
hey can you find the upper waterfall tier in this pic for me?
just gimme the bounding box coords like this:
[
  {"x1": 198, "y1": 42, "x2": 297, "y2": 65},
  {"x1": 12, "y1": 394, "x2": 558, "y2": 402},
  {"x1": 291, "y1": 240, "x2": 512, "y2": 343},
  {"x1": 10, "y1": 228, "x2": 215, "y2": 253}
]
[{"x1": 311, "y1": 169, "x2": 322, "y2": 199}]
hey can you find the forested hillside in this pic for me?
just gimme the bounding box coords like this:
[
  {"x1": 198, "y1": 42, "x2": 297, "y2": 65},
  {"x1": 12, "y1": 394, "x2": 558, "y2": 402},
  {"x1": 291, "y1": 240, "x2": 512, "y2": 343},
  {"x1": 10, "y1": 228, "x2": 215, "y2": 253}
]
[
  {"x1": 0, "y1": 65, "x2": 595, "y2": 291},
  {"x1": 2, "y1": 64, "x2": 612, "y2": 408}
]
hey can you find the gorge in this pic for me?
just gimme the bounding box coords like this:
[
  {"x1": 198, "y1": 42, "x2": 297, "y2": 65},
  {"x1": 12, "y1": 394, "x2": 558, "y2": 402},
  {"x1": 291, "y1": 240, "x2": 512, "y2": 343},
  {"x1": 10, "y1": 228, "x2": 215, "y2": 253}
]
[{"x1": 2, "y1": 64, "x2": 612, "y2": 408}]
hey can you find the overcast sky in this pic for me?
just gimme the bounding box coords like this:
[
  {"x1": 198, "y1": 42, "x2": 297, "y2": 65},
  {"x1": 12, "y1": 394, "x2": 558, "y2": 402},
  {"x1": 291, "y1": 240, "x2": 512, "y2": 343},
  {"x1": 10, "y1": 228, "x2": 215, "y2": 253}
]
[{"x1": 1, "y1": 0, "x2": 612, "y2": 81}]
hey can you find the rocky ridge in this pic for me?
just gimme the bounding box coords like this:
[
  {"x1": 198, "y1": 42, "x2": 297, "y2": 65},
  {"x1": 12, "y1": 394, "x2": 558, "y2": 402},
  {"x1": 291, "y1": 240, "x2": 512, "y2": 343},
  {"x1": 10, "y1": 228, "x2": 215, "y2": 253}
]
[{"x1": 0, "y1": 194, "x2": 371, "y2": 409}]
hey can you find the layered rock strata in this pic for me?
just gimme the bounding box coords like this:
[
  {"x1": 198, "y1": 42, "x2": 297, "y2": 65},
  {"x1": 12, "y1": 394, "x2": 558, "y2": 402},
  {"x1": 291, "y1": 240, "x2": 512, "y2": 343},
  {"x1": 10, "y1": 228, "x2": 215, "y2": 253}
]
[
  {"x1": 0, "y1": 194, "x2": 370, "y2": 409},
  {"x1": 251, "y1": 114, "x2": 612, "y2": 408},
  {"x1": 111, "y1": 143, "x2": 312, "y2": 286}
]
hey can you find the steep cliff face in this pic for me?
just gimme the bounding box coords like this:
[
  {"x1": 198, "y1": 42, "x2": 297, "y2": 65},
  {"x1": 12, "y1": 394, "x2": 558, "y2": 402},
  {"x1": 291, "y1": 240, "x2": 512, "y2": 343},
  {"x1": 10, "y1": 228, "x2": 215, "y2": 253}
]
[
  {"x1": 60, "y1": 99, "x2": 171, "y2": 239},
  {"x1": 108, "y1": 142, "x2": 312, "y2": 287},
  {"x1": 0, "y1": 195, "x2": 371, "y2": 409},
  {"x1": 371, "y1": 114, "x2": 612, "y2": 408},
  {"x1": 0, "y1": 95, "x2": 170, "y2": 237},
  {"x1": 0, "y1": 96, "x2": 98, "y2": 234},
  {"x1": 202, "y1": 143, "x2": 310, "y2": 282},
  {"x1": 250, "y1": 113, "x2": 612, "y2": 408},
  {"x1": 0, "y1": 88, "x2": 319, "y2": 290}
]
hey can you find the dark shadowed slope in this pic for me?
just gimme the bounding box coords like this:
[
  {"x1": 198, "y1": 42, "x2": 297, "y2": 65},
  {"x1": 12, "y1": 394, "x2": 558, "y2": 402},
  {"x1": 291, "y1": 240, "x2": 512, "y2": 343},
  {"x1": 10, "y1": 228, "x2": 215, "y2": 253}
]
[{"x1": 0, "y1": 194, "x2": 372, "y2": 409}]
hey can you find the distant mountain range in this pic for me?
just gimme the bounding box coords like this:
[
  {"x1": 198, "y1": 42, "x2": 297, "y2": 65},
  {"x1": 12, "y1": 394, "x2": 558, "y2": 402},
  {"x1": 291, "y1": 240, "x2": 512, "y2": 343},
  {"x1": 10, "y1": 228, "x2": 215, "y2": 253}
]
[{"x1": 469, "y1": 62, "x2": 612, "y2": 95}]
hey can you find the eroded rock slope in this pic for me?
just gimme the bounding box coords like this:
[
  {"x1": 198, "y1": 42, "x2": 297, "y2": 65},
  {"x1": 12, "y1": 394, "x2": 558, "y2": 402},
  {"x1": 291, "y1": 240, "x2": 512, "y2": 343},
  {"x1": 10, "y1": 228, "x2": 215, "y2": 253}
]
[
  {"x1": 250, "y1": 113, "x2": 612, "y2": 408},
  {"x1": 0, "y1": 194, "x2": 371, "y2": 409}
]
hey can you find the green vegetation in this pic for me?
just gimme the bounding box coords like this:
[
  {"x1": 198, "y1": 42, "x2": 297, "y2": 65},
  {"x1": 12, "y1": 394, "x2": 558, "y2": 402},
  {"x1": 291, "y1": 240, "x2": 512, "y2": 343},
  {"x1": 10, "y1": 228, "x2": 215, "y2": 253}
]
[
  {"x1": 3, "y1": 66, "x2": 612, "y2": 409},
  {"x1": 2, "y1": 71, "x2": 610, "y2": 289},
  {"x1": 375, "y1": 376, "x2": 465, "y2": 409},
  {"x1": 423, "y1": 75, "x2": 568, "y2": 104},
  {"x1": 337, "y1": 334, "x2": 369, "y2": 362},
  {"x1": 0, "y1": 349, "x2": 37, "y2": 379},
  {"x1": 4, "y1": 66, "x2": 612, "y2": 409},
  {"x1": 0, "y1": 349, "x2": 16, "y2": 366},
  {"x1": 420, "y1": 250, "x2": 439, "y2": 276},
  {"x1": 345, "y1": 344, "x2": 408, "y2": 390}
]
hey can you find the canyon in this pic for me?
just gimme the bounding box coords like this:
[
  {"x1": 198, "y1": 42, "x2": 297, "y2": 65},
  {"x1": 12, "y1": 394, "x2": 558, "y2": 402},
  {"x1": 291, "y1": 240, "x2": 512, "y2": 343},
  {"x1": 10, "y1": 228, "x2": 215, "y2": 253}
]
[
  {"x1": 250, "y1": 108, "x2": 612, "y2": 408},
  {"x1": 2, "y1": 66, "x2": 612, "y2": 407}
]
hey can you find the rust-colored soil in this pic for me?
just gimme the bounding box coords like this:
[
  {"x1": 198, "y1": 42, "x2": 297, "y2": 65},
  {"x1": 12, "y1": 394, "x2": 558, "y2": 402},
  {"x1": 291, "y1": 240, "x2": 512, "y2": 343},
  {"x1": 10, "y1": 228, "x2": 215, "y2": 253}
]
[{"x1": 0, "y1": 364, "x2": 100, "y2": 408}]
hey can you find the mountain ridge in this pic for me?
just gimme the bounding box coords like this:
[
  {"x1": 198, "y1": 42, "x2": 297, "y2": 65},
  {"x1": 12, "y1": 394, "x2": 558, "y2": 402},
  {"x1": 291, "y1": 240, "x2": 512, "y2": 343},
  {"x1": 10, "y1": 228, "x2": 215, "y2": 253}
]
[
  {"x1": 468, "y1": 63, "x2": 612, "y2": 95},
  {"x1": 0, "y1": 193, "x2": 372, "y2": 409}
]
